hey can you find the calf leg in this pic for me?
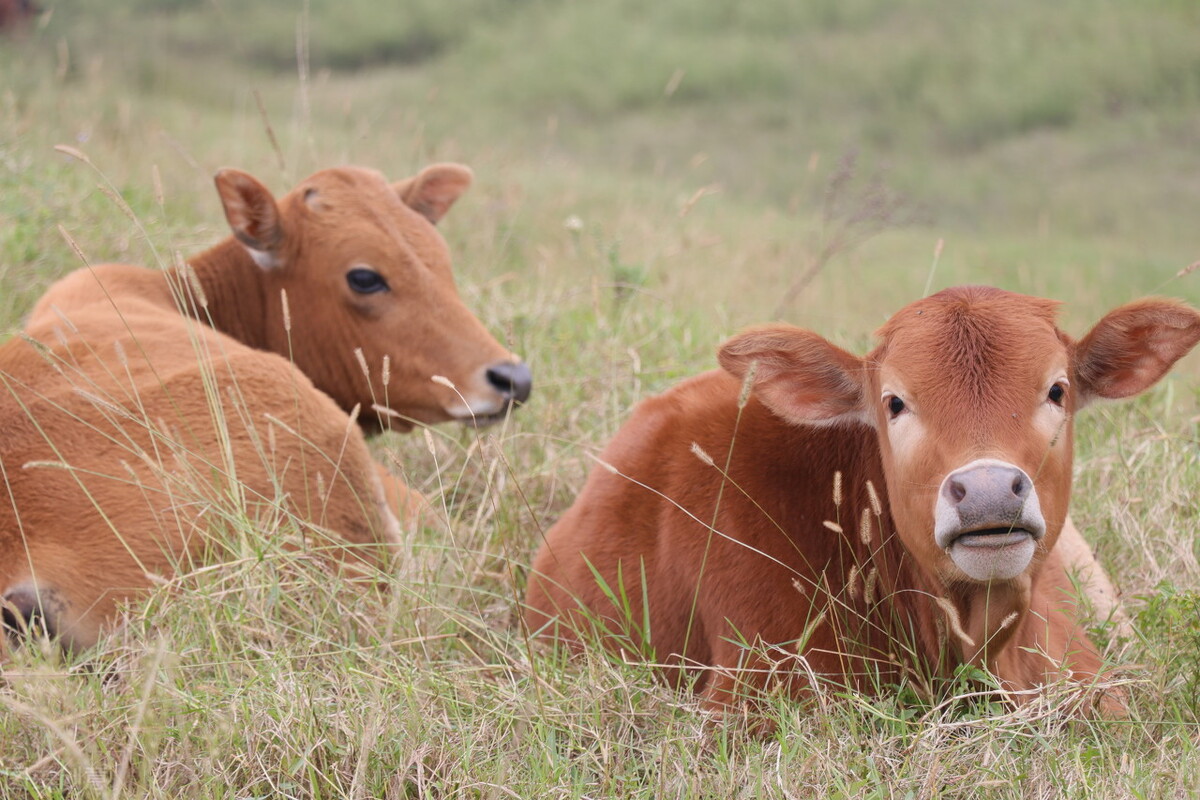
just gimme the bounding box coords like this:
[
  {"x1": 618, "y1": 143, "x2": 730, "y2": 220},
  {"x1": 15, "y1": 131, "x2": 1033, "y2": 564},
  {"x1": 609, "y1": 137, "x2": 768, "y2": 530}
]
[
  {"x1": 374, "y1": 462, "x2": 432, "y2": 532},
  {"x1": 1056, "y1": 514, "x2": 1130, "y2": 636}
]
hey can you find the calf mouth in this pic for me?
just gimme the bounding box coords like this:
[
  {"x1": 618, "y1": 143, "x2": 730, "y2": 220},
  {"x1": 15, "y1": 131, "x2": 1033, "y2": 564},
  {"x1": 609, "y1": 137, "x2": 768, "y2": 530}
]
[
  {"x1": 454, "y1": 403, "x2": 520, "y2": 428},
  {"x1": 944, "y1": 525, "x2": 1041, "y2": 582},
  {"x1": 951, "y1": 527, "x2": 1039, "y2": 549}
]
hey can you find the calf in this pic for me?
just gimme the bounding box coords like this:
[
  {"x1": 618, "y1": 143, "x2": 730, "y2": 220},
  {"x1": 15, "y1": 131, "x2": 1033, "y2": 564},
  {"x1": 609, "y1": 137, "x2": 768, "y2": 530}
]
[
  {"x1": 1, "y1": 163, "x2": 531, "y2": 653},
  {"x1": 525, "y1": 287, "x2": 1199, "y2": 711}
]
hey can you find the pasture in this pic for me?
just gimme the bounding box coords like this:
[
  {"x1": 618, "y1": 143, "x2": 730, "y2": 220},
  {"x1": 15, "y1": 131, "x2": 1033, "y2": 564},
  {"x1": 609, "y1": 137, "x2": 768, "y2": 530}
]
[{"x1": 2, "y1": 0, "x2": 1199, "y2": 797}]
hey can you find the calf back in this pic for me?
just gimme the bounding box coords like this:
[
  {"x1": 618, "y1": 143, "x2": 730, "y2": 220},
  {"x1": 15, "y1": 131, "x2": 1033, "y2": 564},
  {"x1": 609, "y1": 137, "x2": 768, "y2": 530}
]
[{"x1": 1, "y1": 300, "x2": 399, "y2": 650}]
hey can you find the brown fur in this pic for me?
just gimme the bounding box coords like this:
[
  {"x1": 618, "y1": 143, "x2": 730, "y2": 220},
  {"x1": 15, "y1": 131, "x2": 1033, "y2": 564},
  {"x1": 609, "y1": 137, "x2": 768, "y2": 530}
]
[
  {"x1": 0, "y1": 0, "x2": 38, "y2": 31},
  {"x1": 526, "y1": 287, "x2": 1200, "y2": 713},
  {"x1": 1, "y1": 164, "x2": 527, "y2": 652}
]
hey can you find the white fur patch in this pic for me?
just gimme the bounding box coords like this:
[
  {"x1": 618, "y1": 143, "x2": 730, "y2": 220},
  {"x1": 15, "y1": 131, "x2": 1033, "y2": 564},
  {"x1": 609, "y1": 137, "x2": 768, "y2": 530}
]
[
  {"x1": 881, "y1": 386, "x2": 924, "y2": 462},
  {"x1": 1033, "y1": 374, "x2": 1070, "y2": 444},
  {"x1": 245, "y1": 246, "x2": 281, "y2": 271}
]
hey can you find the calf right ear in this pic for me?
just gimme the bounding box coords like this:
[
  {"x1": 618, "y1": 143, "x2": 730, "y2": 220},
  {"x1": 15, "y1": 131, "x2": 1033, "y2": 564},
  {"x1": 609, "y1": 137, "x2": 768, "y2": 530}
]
[
  {"x1": 394, "y1": 163, "x2": 473, "y2": 225},
  {"x1": 1073, "y1": 298, "x2": 1200, "y2": 407},
  {"x1": 718, "y1": 325, "x2": 869, "y2": 426},
  {"x1": 214, "y1": 169, "x2": 285, "y2": 268}
]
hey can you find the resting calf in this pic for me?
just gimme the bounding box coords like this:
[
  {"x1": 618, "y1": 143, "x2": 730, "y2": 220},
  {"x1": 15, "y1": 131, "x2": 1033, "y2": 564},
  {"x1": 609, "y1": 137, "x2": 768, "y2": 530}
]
[
  {"x1": 526, "y1": 287, "x2": 1199, "y2": 711},
  {"x1": 1, "y1": 163, "x2": 531, "y2": 652}
]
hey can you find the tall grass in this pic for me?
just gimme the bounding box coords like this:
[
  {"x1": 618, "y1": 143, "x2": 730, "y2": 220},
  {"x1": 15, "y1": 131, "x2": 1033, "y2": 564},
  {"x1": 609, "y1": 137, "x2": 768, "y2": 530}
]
[{"x1": 2, "y1": 0, "x2": 1200, "y2": 797}]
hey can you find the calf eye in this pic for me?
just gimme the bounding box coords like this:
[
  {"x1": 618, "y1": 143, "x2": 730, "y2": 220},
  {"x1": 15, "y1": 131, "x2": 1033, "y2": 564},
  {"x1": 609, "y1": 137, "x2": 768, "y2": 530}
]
[
  {"x1": 346, "y1": 267, "x2": 388, "y2": 294},
  {"x1": 886, "y1": 395, "x2": 906, "y2": 418},
  {"x1": 1048, "y1": 382, "x2": 1066, "y2": 406}
]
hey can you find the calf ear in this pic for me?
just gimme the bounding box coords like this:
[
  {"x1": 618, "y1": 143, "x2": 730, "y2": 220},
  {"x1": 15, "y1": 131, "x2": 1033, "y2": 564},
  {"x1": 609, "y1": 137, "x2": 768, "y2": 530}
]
[
  {"x1": 1073, "y1": 298, "x2": 1200, "y2": 406},
  {"x1": 394, "y1": 163, "x2": 473, "y2": 224},
  {"x1": 718, "y1": 325, "x2": 869, "y2": 426},
  {"x1": 214, "y1": 169, "x2": 285, "y2": 268}
]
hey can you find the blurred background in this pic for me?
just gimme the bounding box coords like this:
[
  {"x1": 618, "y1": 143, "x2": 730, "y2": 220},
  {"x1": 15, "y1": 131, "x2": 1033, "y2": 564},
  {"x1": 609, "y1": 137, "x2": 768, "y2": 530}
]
[
  {"x1": 3, "y1": 0, "x2": 1199, "y2": 339},
  {"x1": 3, "y1": 6, "x2": 1200, "y2": 794}
]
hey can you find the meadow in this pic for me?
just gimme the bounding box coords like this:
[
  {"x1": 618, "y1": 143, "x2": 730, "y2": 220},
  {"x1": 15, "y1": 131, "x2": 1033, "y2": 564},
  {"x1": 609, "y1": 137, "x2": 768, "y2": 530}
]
[{"x1": 1, "y1": 0, "x2": 1200, "y2": 796}]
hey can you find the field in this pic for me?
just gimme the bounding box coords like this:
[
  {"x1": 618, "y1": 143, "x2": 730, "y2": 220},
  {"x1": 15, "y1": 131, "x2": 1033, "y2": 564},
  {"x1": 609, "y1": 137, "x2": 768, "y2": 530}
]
[{"x1": 2, "y1": 0, "x2": 1200, "y2": 797}]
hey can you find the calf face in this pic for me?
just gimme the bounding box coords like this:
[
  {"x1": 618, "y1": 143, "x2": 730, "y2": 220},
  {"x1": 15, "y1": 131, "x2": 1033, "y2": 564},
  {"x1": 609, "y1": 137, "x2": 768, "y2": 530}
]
[
  {"x1": 212, "y1": 164, "x2": 531, "y2": 430},
  {"x1": 719, "y1": 287, "x2": 1200, "y2": 589}
]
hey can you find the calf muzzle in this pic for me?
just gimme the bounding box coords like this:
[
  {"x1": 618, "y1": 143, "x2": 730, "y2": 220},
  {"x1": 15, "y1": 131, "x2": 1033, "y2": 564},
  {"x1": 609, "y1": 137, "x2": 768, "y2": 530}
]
[
  {"x1": 934, "y1": 459, "x2": 1046, "y2": 581},
  {"x1": 485, "y1": 361, "x2": 533, "y2": 406}
]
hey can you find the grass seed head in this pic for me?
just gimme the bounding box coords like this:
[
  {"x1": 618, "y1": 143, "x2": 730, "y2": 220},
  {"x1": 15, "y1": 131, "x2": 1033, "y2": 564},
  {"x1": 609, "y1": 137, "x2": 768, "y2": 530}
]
[
  {"x1": 182, "y1": 255, "x2": 208, "y2": 309},
  {"x1": 354, "y1": 347, "x2": 370, "y2": 379},
  {"x1": 737, "y1": 361, "x2": 757, "y2": 409},
  {"x1": 865, "y1": 479, "x2": 882, "y2": 516},
  {"x1": 51, "y1": 304, "x2": 78, "y2": 334},
  {"x1": 934, "y1": 596, "x2": 975, "y2": 648},
  {"x1": 280, "y1": 288, "x2": 290, "y2": 332},
  {"x1": 863, "y1": 567, "x2": 878, "y2": 606},
  {"x1": 859, "y1": 507, "x2": 872, "y2": 545}
]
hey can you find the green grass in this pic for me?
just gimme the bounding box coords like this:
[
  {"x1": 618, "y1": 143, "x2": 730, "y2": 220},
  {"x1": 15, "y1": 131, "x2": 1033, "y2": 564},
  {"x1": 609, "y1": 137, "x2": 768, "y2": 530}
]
[{"x1": 2, "y1": 0, "x2": 1200, "y2": 797}]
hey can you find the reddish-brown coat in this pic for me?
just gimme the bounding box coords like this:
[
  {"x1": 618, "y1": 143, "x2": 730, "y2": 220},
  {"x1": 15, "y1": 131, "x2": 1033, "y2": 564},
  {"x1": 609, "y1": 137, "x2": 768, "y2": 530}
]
[
  {"x1": 526, "y1": 287, "x2": 1200, "y2": 712},
  {"x1": 0, "y1": 0, "x2": 37, "y2": 30},
  {"x1": 1, "y1": 164, "x2": 521, "y2": 652}
]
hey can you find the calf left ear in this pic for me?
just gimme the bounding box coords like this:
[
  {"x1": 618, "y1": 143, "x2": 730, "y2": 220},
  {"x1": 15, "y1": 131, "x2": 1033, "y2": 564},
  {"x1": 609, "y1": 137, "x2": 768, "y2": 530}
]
[
  {"x1": 394, "y1": 163, "x2": 473, "y2": 224},
  {"x1": 1073, "y1": 298, "x2": 1200, "y2": 406},
  {"x1": 718, "y1": 325, "x2": 869, "y2": 427},
  {"x1": 214, "y1": 169, "x2": 285, "y2": 268}
]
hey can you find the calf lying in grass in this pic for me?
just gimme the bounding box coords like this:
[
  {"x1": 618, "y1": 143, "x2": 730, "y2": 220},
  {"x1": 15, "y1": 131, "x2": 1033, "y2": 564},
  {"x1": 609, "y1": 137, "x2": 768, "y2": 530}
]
[
  {"x1": 0, "y1": 163, "x2": 531, "y2": 653},
  {"x1": 527, "y1": 286, "x2": 1200, "y2": 714}
]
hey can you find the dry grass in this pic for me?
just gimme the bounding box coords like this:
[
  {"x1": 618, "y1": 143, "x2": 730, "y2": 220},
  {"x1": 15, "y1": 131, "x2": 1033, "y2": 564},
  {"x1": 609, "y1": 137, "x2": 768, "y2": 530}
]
[{"x1": 3, "y1": 2, "x2": 1200, "y2": 797}]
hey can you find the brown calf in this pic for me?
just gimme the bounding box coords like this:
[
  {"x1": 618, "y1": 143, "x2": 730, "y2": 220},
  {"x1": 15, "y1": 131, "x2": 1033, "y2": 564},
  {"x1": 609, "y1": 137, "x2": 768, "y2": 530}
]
[
  {"x1": 1, "y1": 163, "x2": 530, "y2": 652},
  {"x1": 526, "y1": 287, "x2": 1199, "y2": 711}
]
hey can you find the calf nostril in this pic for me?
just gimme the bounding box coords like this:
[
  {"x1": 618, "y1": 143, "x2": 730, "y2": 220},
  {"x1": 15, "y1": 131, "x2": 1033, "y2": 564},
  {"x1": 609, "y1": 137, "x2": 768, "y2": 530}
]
[
  {"x1": 486, "y1": 362, "x2": 533, "y2": 405},
  {"x1": 946, "y1": 478, "x2": 967, "y2": 504},
  {"x1": 1011, "y1": 474, "x2": 1028, "y2": 498}
]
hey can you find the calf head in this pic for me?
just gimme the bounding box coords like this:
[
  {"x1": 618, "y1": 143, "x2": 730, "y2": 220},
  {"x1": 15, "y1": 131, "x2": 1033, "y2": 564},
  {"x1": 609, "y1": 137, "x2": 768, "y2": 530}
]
[
  {"x1": 211, "y1": 163, "x2": 531, "y2": 430},
  {"x1": 720, "y1": 287, "x2": 1200, "y2": 588}
]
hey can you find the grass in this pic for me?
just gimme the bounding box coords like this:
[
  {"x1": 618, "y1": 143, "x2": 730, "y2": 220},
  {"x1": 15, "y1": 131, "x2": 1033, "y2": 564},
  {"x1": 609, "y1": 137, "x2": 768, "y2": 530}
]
[{"x1": 2, "y1": 0, "x2": 1200, "y2": 797}]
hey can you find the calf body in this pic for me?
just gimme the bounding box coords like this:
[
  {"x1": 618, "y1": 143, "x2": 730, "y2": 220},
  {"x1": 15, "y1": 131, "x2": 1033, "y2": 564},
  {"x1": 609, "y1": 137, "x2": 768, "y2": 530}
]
[
  {"x1": 526, "y1": 287, "x2": 1200, "y2": 710},
  {"x1": 1, "y1": 163, "x2": 530, "y2": 652}
]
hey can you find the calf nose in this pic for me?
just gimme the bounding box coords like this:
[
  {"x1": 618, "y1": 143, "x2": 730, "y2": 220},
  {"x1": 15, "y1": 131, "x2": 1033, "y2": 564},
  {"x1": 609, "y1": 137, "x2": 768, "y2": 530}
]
[
  {"x1": 940, "y1": 460, "x2": 1037, "y2": 535},
  {"x1": 486, "y1": 362, "x2": 533, "y2": 405},
  {"x1": 2, "y1": 586, "x2": 56, "y2": 643},
  {"x1": 943, "y1": 463, "x2": 1031, "y2": 510}
]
